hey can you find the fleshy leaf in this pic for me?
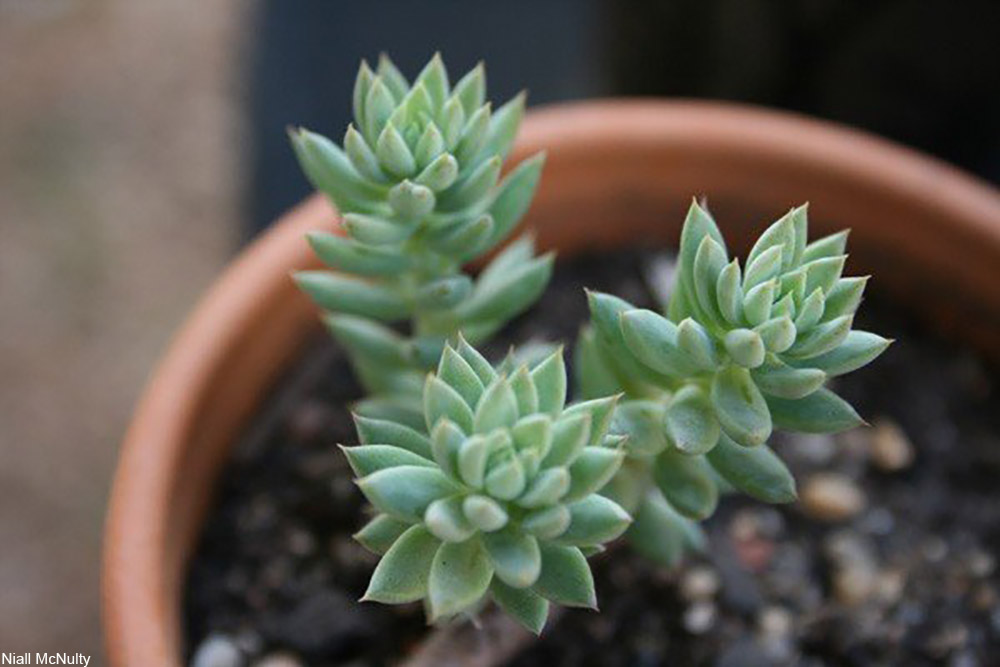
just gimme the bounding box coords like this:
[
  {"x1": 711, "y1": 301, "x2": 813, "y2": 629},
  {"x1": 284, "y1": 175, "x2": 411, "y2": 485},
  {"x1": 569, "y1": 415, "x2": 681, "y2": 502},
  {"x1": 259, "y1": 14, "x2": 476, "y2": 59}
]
[
  {"x1": 663, "y1": 385, "x2": 720, "y2": 455},
  {"x1": 475, "y1": 376, "x2": 520, "y2": 433},
  {"x1": 425, "y1": 496, "x2": 477, "y2": 543},
  {"x1": 354, "y1": 514, "x2": 410, "y2": 555},
  {"x1": 706, "y1": 433, "x2": 797, "y2": 503},
  {"x1": 363, "y1": 525, "x2": 440, "y2": 603},
  {"x1": 428, "y1": 539, "x2": 494, "y2": 620},
  {"x1": 425, "y1": 376, "x2": 475, "y2": 433},
  {"x1": 357, "y1": 466, "x2": 460, "y2": 522},
  {"x1": 341, "y1": 444, "x2": 434, "y2": 477},
  {"x1": 492, "y1": 580, "x2": 549, "y2": 635},
  {"x1": 354, "y1": 414, "x2": 433, "y2": 459},
  {"x1": 565, "y1": 448, "x2": 625, "y2": 502},
  {"x1": 556, "y1": 495, "x2": 631, "y2": 546},
  {"x1": 711, "y1": 366, "x2": 771, "y2": 447},
  {"x1": 483, "y1": 529, "x2": 542, "y2": 588},
  {"x1": 532, "y1": 543, "x2": 597, "y2": 609},
  {"x1": 766, "y1": 388, "x2": 864, "y2": 433},
  {"x1": 652, "y1": 449, "x2": 719, "y2": 520},
  {"x1": 790, "y1": 330, "x2": 890, "y2": 377}
]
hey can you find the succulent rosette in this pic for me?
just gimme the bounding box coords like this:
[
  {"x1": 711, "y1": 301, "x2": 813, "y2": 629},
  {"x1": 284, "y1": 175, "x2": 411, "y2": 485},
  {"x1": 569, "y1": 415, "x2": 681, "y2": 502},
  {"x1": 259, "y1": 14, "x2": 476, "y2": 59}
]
[
  {"x1": 578, "y1": 201, "x2": 891, "y2": 564},
  {"x1": 343, "y1": 337, "x2": 631, "y2": 633},
  {"x1": 289, "y1": 54, "x2": 551, "y2": 424}
]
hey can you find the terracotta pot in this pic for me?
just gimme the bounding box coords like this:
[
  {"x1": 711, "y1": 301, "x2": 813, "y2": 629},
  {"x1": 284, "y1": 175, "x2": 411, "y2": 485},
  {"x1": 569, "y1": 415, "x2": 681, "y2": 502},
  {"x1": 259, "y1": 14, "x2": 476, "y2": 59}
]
[{"x1": 102, "y1": 100, "x2": 1000, "y2": 666}]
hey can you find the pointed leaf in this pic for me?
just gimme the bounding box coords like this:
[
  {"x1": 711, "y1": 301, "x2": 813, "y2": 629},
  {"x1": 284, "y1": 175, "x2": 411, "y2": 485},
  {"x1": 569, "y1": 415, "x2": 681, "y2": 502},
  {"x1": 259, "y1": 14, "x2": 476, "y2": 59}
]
[
  {"x1": 664, "y1": 385, "x2": 720, "y2": 455},
  {"x1": 492, "y1": 580, "x2": 549, "y2": 635},
  {"x1": 428, "y1": 539, "x2": 494, "y2": 620},
  {"x1": 363, "y1": 525, "x2": 439, "y2": 603},
  {"x1": 355, "y1": 414, "x2": 433, "y2": 459},
  {"x1": 767, "y1": 388, "x2": 864, "y2": 433},
  {"x1": 296, "y1": 272, "x2": 409, "y2": 321},
  {"x1": 653, "y1": 449, "x2": 719, "y2": 520},
  {"x1": 724, "y1": 329, "x2": 766, "y2": 369},
  {"x1": 344, "y1": 124, "x2": 386, "y2": 182},
  {"x1": 481, "y1": 91, "x2": 526, "y2": 160},
  {"x1": 565, "y1": 448, "x2": 624, "y2": 501},
  {"x1": 563, "y1": 395, "x2": 619, "y2": 446},
  {"x1": 522, "y1": 504, "x2": 571, "y2": 539},
  {"x1": 415, "y1": 53, "x2": 449, "y2": 107},
  {"x1": 751, "y1": 359, "x2": 826, "y2": 399},
  {"x1": 452, "y1": 62, "x2": 486, "y2": 116},
  {"x1": 388, "y1": 180, "x2": 435, "y2": 220},
  {"x1": 354, "y1": 514, "x2": 409, "y2": 555},
  {"x1": 717, "y1": 259, "x2": 743, "y2": 323},
  {"x1": 375, "y1": 122, "x2": 416, "y2": 177},
  {"x1": 483, "y1": 529, "x2": 542, "y2": 588},
  {"x1": 677, "y1": 318, "x2": 718, "y2": 371},
  {"x1": 425, "y1": 496, "x2": 477, "y2": 543},
  {"x1": 693, "y1": 236, "x2": 728, "y2": 322},
  {"x1": 706, "y1": 433, "x2": 797, "y2": 503},
  {"x1": 755, "y1": 315, "x2": 796, "y2": 353},
  {"x1": 357, "y1": 466, "x2": 459, "y2": 522},
  {"x1": 474, "y1": 376, "x2": 519, "y2": 433},
  {"x1": 802, "y1": 230, "x2": 850, "y2": 264},
  {"x1": 788, "y1": 315, "x2": 853, "y2": 358},
  {"x1": 341, "y1": 444, "x2": 434, "y2": 477},
  {"x1": 459, "y1": 254, "x2": 553, "y2": 324},
  {"x1": 557, "y1": 495, "x2": 631, "y2": 546},
  {"x1": 545, "y1": 412, "x2": 592, "y2": 466},
  {"x1": 533, "y1": 543, "x2": 597, "y2": 609},
  {"x1": 711, "y1": 365, "x2": 772, "y2": 447},
  {"x1": 463, "y1": 494, "x2": 509, "y2": 532},
  {"x1": 376, "y1": 53, "x2": 408, "y2": 100},
  {"x1": 485, "y1": 153, "x2": 546, "y2": 248},
  {"x1": 621, "y1": 309, "x2": 699, "y2": 377},
  {"x1": 790, "y1": 330, "x2": 891, "y2": 377}
]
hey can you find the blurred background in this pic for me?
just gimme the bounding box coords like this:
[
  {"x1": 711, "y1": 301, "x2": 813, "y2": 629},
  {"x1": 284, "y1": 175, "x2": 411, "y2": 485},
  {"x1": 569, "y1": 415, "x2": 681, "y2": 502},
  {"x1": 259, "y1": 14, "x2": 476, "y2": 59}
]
[{"x1": 1, "y1": 0, "x2": 997, "y2": 661}]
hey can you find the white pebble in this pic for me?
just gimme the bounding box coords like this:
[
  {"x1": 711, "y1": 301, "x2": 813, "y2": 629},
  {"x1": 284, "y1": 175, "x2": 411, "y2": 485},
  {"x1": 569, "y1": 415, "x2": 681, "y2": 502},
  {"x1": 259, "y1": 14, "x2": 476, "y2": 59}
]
[
  {"x1": 683, "y1": 601, "x2": 717, "y2": 634},
  {"x1": 191, "y1": 634, "x2": 243, "y2": 667}
]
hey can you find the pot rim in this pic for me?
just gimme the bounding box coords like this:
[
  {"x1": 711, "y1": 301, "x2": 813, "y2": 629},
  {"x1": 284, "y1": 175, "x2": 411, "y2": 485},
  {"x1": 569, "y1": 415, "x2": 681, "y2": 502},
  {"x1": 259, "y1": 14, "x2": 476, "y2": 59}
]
[{"x1": 102, "y1": 99, "x2": 1000, "y2": 666}]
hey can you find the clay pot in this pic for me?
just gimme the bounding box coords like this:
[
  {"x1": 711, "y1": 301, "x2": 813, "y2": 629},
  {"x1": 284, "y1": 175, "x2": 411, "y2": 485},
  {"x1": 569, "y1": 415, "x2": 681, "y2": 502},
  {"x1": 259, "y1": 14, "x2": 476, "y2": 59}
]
[{"x1": 102, "y1": 100, "x2": 1000, "y2": 665}]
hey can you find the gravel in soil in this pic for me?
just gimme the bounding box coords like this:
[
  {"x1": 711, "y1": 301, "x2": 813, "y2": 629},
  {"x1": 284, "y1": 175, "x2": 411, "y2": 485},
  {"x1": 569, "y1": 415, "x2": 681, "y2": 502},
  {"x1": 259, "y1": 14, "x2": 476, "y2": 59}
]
[{"x1": 185, "y1": 250, "x2": 1000, "y2": 666}]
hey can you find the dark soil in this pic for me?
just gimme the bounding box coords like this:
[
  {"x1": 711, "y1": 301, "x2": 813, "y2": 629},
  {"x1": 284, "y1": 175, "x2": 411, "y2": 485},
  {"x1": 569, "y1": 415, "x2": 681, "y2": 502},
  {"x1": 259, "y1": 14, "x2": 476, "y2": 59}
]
[{"x1": 184, "y1": 249, "x2": 1000, "y2": 667}]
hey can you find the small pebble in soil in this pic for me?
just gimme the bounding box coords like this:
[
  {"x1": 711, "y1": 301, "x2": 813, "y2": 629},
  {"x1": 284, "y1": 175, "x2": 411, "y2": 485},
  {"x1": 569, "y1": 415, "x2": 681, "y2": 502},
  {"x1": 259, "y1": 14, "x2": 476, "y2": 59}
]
[
  {"x1": 757, "y1": 605, "x2": 793, "y2": 639},
  {"x1": 683, "y1": 601, "x2": 717, "y2": 634},
  {"x1": 680, "y1": 565, "x2": 721, "y2": 601},
  {"x1": 870, "y1": 417, "x2": 915, "y2": 471},
  {"x1": 800, "y1": 473, "x2": 867, "y2": 521},
  {"x1": 191, "y1": 634, "x2": 243, "y2": 667}
]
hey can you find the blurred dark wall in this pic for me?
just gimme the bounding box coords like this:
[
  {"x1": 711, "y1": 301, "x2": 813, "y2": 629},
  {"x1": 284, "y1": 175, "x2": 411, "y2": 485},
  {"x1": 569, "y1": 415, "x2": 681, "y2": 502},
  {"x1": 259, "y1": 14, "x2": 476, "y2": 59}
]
[{"x1": 247, "y1": 0, "x2": 1000, "y2": 235}]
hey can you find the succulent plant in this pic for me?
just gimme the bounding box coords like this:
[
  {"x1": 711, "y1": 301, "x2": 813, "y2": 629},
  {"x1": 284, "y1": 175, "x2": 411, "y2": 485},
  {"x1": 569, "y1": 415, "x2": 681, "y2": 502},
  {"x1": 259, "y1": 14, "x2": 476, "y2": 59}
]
[
  {"x1": 344, "y1": 337, "x2": 630, "y2": 633},
  {"x1": 289, "y1": 53, "x2": 893, "y2": 635},
  {"x1": 577, "y1": 200, "x2": 891, "y2": 564},
  {"x1": 290, "y1": 54, "x2": 550, "y2": 426}
]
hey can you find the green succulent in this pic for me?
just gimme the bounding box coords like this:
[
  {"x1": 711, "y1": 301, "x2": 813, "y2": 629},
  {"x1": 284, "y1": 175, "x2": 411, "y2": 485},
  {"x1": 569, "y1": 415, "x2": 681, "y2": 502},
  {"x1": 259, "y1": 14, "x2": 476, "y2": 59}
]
[
  {"x1": 290, "y1": 52, "x2": 893, "y2": 634},
  {"x1": 290, "y1": 54, "x2": 550, "y2": 426},
  {"x1": 344, "y1": 337, "x2": 631, "y2": 633},
  {"x1": 578, "y1": 200, "x2": 891, "y2": 564}
]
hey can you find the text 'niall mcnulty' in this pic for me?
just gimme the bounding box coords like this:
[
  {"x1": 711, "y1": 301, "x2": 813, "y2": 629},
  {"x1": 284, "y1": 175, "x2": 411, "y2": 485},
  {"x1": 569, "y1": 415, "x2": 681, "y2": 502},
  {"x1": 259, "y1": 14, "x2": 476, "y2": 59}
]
[{"x1": 1, "y1": 655, "x2": 90, "y2": 666}]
